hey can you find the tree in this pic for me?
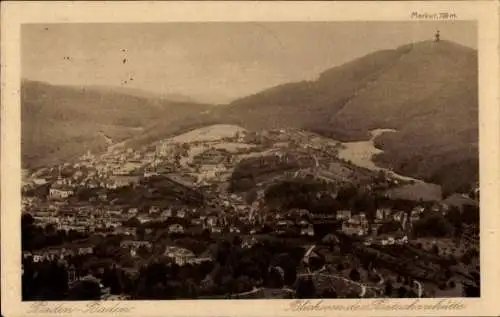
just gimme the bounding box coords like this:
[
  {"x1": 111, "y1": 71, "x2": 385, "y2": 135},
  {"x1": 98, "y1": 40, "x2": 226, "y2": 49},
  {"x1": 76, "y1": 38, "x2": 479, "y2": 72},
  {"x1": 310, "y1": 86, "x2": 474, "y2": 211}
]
[
  {"x1": 137, "y1": 245, "x2": 150, "y2": 258},
  {"x1": 463, "y1": 283, "x2": 480, "y2": 297},
  {"x1": 76, "y1": 188, "x2": 96, "y2": 201},
  {"x1": 376, "y1": 170, "x2": 387, "y2": 183},
  {"x1": 378, "y1": 221, "x2": 402, "y2": 235},
  {"x1": 67, "y1": 280, "x2": 102, "y2": 300},
  {"x1": 432, "y1": 244, "x2": 440, "y2": 255},
  {"x1": 397, "y1": 286, "x2": 407, "y2": 298},
  {"x1": 461, "y1": 248, "x2": 478, "y2": 265},
  {"x1": 267, "y1": 267, "x2": 284, "y2": 289},
  {"x1": 136, "y1": 227, "x2": 146, "y2": 240},
  {"x1": 22, "y1": 213, "x2": 35, "y2": 228},
  {"x1": 462, "y1": 204, "x2": 479, "y2": 224},
  {"x1": 202, "y1": 229, "x2": 211, "y2": 240},
  {"x1": 349, "y1": 268, "x2": 361, "y2": 282},
  {"x1": 309, "y1": 255, "x2": 325, "y2": 272},
  {"x1": 232, "y1": 235, "x2": 242, "y2": 247},
  {"x1": 244, "y1": 189, "x2": 258, "y2": 205},
  {"x1": 321, "y1": 287, "x2": 338, "y2": 298},
  {"x1": 295, "y1": 277, "x2": 316, "y2": 298},
  {"x1": 384, "y1": 281, "x2": 393, "y2": 296},
  {"x1": 337, "y1": 186, "x2": 358, "y2": 208},
  {"x1": 123, "y1": 216, "x2": 141, "y2": 228},
  {"x1": 413, "y1": 212, "x2": 454, "y2": 238},
  {"x1": 45, "y1": 223, "x2": 56, "y2": 235},
  {"x1": 336, "y1": 263, "x2": 345, "y2": 272},
  {"x1": 22, "y1": 213, "x2": 36, "y2": 250}
]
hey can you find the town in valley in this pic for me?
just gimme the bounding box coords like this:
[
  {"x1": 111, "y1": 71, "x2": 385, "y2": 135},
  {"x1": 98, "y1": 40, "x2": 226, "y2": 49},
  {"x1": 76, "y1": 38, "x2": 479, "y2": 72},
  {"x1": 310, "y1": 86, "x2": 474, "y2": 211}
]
[
  {"x1": 22, "y1": 125, "x2": 479, "y2": 300},
  {"x1": 21, "y1": 23, "x2": 480, "y2": 301}
]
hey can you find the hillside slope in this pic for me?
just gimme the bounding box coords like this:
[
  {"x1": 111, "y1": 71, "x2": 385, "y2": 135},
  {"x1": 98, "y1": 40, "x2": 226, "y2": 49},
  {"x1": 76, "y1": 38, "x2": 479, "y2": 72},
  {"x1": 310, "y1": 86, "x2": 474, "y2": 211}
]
[
  {"x1": 223, "y1": 40, "x2": 478, "y2": 194},
  {"x1": 224, "y1": 46, "x2": 413, "y2": 137},
  {"x1": 22, "y1": 80, "x2": 212, "y2": 168}
]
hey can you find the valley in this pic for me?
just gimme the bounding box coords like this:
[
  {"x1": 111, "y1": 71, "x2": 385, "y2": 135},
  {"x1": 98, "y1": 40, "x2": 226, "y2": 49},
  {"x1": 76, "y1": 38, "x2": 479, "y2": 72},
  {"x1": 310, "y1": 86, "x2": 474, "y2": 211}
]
[{"x1": 18, "y1": 22, "x2": 482, "y2": 302}]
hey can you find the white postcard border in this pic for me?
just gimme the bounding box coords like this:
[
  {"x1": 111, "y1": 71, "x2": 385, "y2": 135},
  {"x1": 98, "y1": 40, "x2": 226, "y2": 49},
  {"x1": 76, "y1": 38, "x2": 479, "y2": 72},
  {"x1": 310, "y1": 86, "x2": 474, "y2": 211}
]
[{"x1": 1, "y1": 1, "x2": 499, "y2": 317}]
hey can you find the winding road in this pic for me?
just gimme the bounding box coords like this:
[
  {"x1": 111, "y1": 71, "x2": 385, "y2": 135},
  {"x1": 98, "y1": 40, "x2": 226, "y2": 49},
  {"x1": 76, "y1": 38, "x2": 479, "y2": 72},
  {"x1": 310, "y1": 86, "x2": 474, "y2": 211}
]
[{"x1": 413, "y1": 280, "x2": 423, "y2": 297}]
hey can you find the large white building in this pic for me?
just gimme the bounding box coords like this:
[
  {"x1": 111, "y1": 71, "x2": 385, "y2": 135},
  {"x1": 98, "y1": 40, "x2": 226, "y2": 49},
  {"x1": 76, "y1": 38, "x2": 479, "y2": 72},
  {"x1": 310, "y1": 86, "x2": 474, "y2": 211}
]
[{"x1": 49, "y1": 184, "x2": 74, "y2": 200}]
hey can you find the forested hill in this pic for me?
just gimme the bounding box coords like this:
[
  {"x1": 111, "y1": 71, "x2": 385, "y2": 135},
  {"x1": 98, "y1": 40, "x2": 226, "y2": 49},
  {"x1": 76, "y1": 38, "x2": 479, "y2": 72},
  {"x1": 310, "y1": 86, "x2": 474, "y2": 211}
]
[
  {"x1": 21, "y1": 80, "x2": 213, "y2": 169},
  {"x1": 220, "y1": 40, "x2": 478, "y2": 194}
]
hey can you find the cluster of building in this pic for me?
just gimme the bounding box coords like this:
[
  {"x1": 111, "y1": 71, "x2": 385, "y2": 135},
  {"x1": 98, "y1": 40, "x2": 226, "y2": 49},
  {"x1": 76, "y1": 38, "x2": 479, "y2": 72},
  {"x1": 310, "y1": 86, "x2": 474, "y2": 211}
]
[{"x1": 22, "y1": 127, "x2": 480, "y2": 294}]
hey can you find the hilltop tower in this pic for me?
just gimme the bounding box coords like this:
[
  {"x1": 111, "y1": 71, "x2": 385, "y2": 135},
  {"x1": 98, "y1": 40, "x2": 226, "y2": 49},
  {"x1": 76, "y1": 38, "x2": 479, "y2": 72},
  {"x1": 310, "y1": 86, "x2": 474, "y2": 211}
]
[{"x1": 434, "y1": 30, "x2": 440, "y2": 42}]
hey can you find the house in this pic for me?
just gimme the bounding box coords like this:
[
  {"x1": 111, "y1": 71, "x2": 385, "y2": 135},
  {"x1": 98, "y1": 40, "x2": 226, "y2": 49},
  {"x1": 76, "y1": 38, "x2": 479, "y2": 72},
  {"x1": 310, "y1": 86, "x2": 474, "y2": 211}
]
[
  {"x1": 409, "y1": 209, "x2": 422, "y2": 223},
  {"x1": 430, "y1": 203, "x2": 443, "y2": 213},
  {"x1": 191, "y1": 218, "x2": 203, "y2": 226},
  {"x1": 78, "y1": 246, "x2": 94, "y2": 255},
  {"x1": 115, "y1": 226, "x2": 136, "y2": 236},
  {"x1": 187, "y1": 248, "x2": 214, "y2": 265},
  {"x1": 341, "y1": 222, "x2": 366, "y2": 236},
  {"x1": 192, "y1": 149, "x2": 230, "y2": 166},
  {"x1": 33, "y1": 254, "x2": 44, "y2": 263},
  {"x1": 375, "y1": 208, "x2": 392, "y2": 221},
  {"x1": 105, "y1": 182, "x2": 118, "y2": 189},
  {"x1": 128, "y1": 208, "x2": 138, "y2": 215},
  {"x1": 49, "y1": 184, "x2": 74, "y2": 200},
  {"x1": 336, "y1": 210, "x2": 351, "y2": 220},
  {"x1": 229, "y1": 226, "x2": 241, "y2": 233},
  {"x1": 29, "y1": 247, "x2": 74, "y2": 262},
  {"x1": 392, "y1": 211, "x2": 406, "y2": 222},
  {"x1": 98, "y1": 192, "x2": 108, "y2": 201},
  {"x1": 120, "y1": 240, "x2": 152, "y2": 249},
  {"x1": 290, "y1": 209, "x2": 310, "y2": 218},
  {"x1": 116, "y1": 160, "x2": 142, "y2": 174},
  {"x1": 149, "y1": 206, "x2": 161, "y2": 214},
  {"x1": 137, "y1": 214, "x2": 152, "y2": 224},
  {"x1": 33, "y1": 178, "x2": 47, "y2": 185},
  {"x1": 177, "y1": 209, "x2": 186, "y2": 218},
  {"x1": 370, "y1": 223, "x2": 383, "y2": 236},
  {"x1": 86, "y1": 180, "x2": 100, "y2": 189},
  {"x1": 161, "y1": 209, "x2": 173, "y2": 220},
  {"x1": 210, "y1": 226, "x2": 222, "y2": 233},
  {"x1": 120, "y1": 240, "x2": 152, "y2": 257},
  {"x1": 349, "y1": 214, "x2": 368, "y2": 227},
  {"x1": 168, "y1": 223, "x2": 184, "y2": 234},
  {"x1": 276, "y1": 220, "x2": 294, "y2": 227},
  {"x1": 275, "y1": 213, "x2": 285, "y2": 220},
  {"x1": 164, "y1": 246, "x2": 196, "y2": 266},
  {"x1": 300, "y1": 226, "x2": 315, "y2": 236},
  {"x1": 364, "y1": 237, "x2": 373, "y2": 246},
  {"x1": 395, "y1": 235, "x2": 408, "y2": 245},
  {"x1": 107, "y1": 209, "x2": 122, "y2": 216},
  {"x1": 242, "y1": 236, "x2": 258, "y2": 249},
  {"x1": 206, "y1": 215, "x2": 218, "y2": 228},
  {"x1": 374, "y1": 234, "x2": 396, "y2": 246},
  {"x1": 412, "y1": 206, "x2": 425, "y2": 214}
]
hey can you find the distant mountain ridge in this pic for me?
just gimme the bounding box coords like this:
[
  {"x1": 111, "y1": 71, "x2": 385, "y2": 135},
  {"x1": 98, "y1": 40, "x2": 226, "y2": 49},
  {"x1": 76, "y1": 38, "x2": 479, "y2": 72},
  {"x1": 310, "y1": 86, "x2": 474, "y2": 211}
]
[
  {"x1": 84, "y1": 85, "x2": 200, "y2": 104},
  {"x1": 21, "y1": 80, "x2": 212, "y2": 168}
]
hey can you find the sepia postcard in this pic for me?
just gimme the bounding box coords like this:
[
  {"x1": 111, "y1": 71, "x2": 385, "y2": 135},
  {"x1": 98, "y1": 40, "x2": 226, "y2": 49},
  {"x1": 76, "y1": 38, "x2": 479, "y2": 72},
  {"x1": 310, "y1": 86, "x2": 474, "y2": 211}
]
[{"x1": 1, "y1": 1, "x2": 500, "y2": 317}]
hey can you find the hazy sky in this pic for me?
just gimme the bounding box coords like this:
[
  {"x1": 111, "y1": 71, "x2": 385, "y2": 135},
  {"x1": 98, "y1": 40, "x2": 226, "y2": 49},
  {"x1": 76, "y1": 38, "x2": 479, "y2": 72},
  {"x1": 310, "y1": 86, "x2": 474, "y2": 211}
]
[{"x1": 22, "y1": 21, "x2": 476, "y2": 104}]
